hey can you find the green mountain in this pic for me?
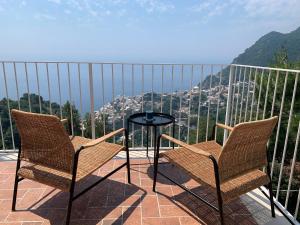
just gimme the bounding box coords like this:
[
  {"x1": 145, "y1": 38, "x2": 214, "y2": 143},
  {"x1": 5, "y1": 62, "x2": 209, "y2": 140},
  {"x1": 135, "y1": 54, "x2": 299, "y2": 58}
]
[
  {"x1": 232, "y1": 27, "x2": 300, "y2": 66},
  {"x1": 203, "y1": 26, "x2": 300, "y2": 88}
]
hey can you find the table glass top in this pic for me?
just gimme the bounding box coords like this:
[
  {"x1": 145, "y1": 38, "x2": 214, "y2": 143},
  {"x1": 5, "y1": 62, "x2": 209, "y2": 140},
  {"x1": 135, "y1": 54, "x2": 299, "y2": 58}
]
[{"x1": 128, "y1": 112, "x2": 174, "y2": 126}]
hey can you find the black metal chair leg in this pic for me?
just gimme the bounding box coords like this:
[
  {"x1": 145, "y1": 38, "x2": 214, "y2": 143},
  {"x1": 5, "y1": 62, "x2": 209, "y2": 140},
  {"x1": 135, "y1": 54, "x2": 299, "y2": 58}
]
[
  {"x1": 126, "y1": 138, "x2": 131, "y2": 184},
  {"x1": 172, "y1": 121, "x2": 175, "y2": 149},
  {"x1": 66, "y1": 151, "x2": 80, "y2": 225},
  {"x1": 216, "y1": 186, "x2": 224, "y2": 225},
  {"x1": 146, "y1": 126, "x2": 149, "y2": 157},
  {"x1": 268, "y1": 181, "x2": 276, "y2": 217},
  {"x1": 12, "y1": 147, "x2": 22, "y2": 211},
  {"x1": 65, "y1": 182, "x2": 75, "y2": 225},
  {"x1": 65, "y1": 195, "x2": 73, "y2": 225},
  {"x1": 210, "y1": 155, "x2": 224, "y2": 225},
  {"x1": 266, "y1": 161, "x2": 275, "y2": 217},
  {"x1": 11, "y1": 175, "x2": 19, "y2": 211},
  {"x1": 126, "y1": 156, "x2": 131, "y2": 184}
]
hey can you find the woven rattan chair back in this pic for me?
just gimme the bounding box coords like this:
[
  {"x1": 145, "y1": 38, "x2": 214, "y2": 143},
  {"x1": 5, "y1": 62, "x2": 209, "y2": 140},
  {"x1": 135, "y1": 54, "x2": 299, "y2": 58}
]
[
  {"x1": 12, "y1": 109, "x2": 74, "y2": 173},
  {"x1": 218, "y1": 116, "x2": 278, "y2": 182}
]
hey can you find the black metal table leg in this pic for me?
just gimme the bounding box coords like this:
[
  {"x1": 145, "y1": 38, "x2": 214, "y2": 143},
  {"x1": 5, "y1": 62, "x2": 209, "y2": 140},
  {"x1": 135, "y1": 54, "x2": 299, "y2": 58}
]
[
  {"x1": 127, "y1": 112, "x2": 175, "y2": 160},
  {"x1": 126, "y1": 121, "x2": 131, "y2": 184}
]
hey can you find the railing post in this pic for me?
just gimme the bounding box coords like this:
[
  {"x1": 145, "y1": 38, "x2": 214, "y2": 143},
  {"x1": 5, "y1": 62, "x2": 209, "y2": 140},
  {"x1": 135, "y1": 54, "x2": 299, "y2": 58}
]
[
  {"x1": 88, "y1": 63, "x2": 96, "y2": 139},
  {"x1": 224, "y1": 65, "x2": 234, "y2": 142}
]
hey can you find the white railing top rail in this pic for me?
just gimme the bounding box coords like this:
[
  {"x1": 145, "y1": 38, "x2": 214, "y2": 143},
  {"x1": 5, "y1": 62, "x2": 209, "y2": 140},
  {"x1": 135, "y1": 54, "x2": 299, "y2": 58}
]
[
  {"x1": 0, "y1": 60, "x2": 227, "y2": 66},
  {"x1": 1, "y1": 61, "x2": 299, "y2": 74}
]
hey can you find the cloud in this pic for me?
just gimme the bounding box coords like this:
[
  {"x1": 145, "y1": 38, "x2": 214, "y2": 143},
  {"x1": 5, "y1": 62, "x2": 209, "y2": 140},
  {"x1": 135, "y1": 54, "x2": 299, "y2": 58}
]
[
  {"x1": 62, "y1": 0, "x2": 127, "y2": 19},
  {"x1": 20, "y1": 1, "x2": 27, "y2": 7},
  {"x1": 34, "y1": 13, "x2": 56, "y2": 20},
  {"x1": 117, "y1": 8, "x2": 127, "y2": 16},
  {"x1": 189, "y1": 0, "x2": 229, "y2": 24},
  {"x1": 242, "y1": 0, "x2": 300, "y2": 18},
  {"x1": 108, "y1": 0, "x2": 127, "y2": 5},
  {"x1": 136, "y1": 0, "x2": 174, "y2": 13},
  {"x1": 190, "y1": 0, "x2": 300, "y2": 23},
  {"x1": 20, "y1": 0, "x2": 300, "y2": 28},
  {"x1": 190, "y1": 1, "x2": 211, "y2": 12},
  {"x1": 67, "y1": 0, "x2": 83, "y2": 11},
  {"x1": 89, "y1": 9, "x2": 98, "y2": 17},
  {"x1": 48, "y1": 0, "x2": 61, "y2": 4},
  {"x1": 64, "y1": 9, "x2": 71, "y2": 14}
]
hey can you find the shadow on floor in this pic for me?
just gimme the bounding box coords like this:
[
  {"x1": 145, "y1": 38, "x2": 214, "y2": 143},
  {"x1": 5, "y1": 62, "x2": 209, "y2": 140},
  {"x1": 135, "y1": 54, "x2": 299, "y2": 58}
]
[
  {"x1": 146, "y1": 161, "x2": 191, "y2": 185},
  {"x1": 151, "y1": 161, "x2": 260, "y2": 225},
  {"x1": 14, "y1": 175, "x2": 147, "y2": 225}
]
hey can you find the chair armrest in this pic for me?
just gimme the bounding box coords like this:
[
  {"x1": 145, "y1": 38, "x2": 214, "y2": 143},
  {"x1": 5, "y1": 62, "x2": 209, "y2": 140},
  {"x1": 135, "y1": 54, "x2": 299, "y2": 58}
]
[
  {"x1": 81, "y1": 128, "x2": 125, "y2": 149},
  {"x1": 160, "y1": 134, "x2": 211, "y2": 157},
  {"x1": 216, "y1": 123, "x2": 233, "y2": 131},
  {"x1": 60, "y1": 119, "x2": 68, "y2": 125},
  {"x1": 71, "y1": 128, "x2": 127, "y2": 175}
]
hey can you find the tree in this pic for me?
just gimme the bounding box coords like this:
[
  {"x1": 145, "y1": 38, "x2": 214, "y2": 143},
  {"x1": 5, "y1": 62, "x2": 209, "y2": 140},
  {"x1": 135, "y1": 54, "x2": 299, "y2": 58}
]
[
  {"x1": 62, "y1": 101, "x2": 82, "y2": 136},
  {"x1": 0, "y1": 94, "x2": 82, "y2": 149}
]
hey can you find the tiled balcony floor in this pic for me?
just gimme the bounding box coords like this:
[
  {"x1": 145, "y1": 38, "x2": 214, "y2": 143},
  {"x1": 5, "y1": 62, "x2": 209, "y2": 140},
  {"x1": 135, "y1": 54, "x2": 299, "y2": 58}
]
[{"x1": 0, "y1": 156, "x2": 289, "y2": 225}]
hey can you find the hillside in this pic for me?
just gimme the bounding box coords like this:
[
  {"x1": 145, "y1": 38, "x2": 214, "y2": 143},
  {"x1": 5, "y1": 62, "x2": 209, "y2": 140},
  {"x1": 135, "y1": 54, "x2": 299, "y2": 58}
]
[
  {"x1": 232, "y1": 27, "x2": 300, "y2": 66},
  {"x1": 203, "y1": 26, "x2": 300, "y2": 88}
]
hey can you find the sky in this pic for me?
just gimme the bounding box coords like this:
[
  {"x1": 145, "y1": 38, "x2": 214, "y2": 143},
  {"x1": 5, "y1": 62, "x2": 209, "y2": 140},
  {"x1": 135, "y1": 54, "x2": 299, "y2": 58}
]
[{"x1": 0, "y1": 0, "x2": 300, "y2": 64}]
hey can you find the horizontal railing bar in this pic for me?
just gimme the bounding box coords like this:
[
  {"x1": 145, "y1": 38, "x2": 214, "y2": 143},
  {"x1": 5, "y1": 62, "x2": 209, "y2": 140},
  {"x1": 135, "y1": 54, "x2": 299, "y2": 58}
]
[
  {"x1": 260, "y1": 186, "x2": 298, "y2": 225},
  {"x1": 128, "y1": 147, "x2": 179, "y2": 151},
  {"x1": 0, "y1": 147, "x2": 180, "y2": 153},
  {"x1": 0, "y1": 61, "x2": 228, "y2": 66},
  {"x1": 0, "y1": 149, "x2": 19, "y2": 153},
  {"x1": 2, "y1": 61, "x2": 299, "y2": 73}
]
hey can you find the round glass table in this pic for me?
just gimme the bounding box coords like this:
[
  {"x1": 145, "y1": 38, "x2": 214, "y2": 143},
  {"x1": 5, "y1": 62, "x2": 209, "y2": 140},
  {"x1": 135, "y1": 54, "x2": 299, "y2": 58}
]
[{"x1": 127, "y1": 112, "x2": 175, "y2": 157}]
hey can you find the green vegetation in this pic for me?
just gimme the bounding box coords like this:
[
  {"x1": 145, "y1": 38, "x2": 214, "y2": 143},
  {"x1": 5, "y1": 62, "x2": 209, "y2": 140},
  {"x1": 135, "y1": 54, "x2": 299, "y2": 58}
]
[
  {"x1": 202, "y1": 26, "x2": 300, "y2": 89},
  {"x1": 0, "y1": 93, "x2": 81, "y2": 149},
  {"x1": 257, "y1": 48, "x2": 300, "y2": 217},
  {"x1": 232, "y1": 27, "x2": 300, "y2": 66}
]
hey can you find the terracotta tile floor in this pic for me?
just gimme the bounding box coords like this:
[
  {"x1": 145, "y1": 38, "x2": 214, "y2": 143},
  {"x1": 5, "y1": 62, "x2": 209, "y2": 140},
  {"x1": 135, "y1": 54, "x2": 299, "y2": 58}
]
[{"x1": 0, "y1": 158, "x2": 287, "y2": 225}]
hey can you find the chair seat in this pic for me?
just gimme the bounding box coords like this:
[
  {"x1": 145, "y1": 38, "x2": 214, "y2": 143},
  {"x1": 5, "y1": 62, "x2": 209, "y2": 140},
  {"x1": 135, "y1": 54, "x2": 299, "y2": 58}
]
[
  {"x1": 160, "y1": 140, "x2": 269, "y2": 202},
  {"x1": 18, "y1": 136, "x2": 124, "y2": 191}
]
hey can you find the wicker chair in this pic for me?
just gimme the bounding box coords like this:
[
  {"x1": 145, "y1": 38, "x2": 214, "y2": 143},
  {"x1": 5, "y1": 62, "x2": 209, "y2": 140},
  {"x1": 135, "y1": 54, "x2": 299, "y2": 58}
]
[
  {"x1": 153, "y1": 117, "x2": 278, "y2": 225},
  {"x1": 11, "y1": 109, "x2": 130, "y2": 225}
]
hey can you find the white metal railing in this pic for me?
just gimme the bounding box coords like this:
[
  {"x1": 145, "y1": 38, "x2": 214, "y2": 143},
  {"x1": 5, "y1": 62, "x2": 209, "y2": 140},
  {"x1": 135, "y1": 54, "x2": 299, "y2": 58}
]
[
  {"x1": 0, "y1": 61, "x2": 300, "y2": 222},
  {"x1": 0, "y1": 61, "x2": 227, "y2": 149},
  {"x1": 226, "y1": 64, "x2": 300, "y2": 224}
]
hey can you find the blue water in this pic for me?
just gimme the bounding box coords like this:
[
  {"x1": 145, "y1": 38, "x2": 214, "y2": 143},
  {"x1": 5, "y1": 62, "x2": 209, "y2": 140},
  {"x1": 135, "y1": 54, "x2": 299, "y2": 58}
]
[{"x1": 0, "y1": 63, "x2": 222, "y2": 113}]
